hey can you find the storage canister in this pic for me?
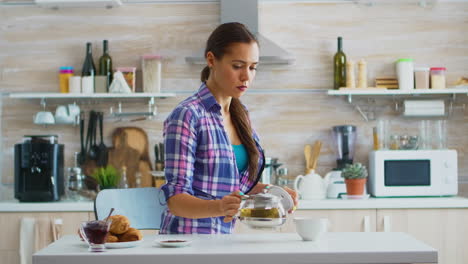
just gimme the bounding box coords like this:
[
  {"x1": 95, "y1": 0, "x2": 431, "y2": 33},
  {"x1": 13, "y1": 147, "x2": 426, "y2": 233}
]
[
  {"x1": 116, "y1": 67, "x2": 136, "y2": 92},
  {"x1": 396, "y1": 58, "x2": 414, "y2": 90},
  {"x1": 414, "y1": 67, "x2": 430, "y2": 89},
  {"x1": 430, "y1": 67, "x2": 446, "y2": 89},
  {"x1": 59, "y1": 66, "x2": 74, "y2": 93},
  {"x1": 142, "y1": 55, "x2": 162, "y2": 93}
]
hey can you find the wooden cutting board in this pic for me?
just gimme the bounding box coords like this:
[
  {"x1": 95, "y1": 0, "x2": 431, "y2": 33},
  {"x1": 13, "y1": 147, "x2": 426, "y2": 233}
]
[
  {"x1": 112, "y1": 127, "x2": 153, "y2": 169},
  {"x1": 111, "y1": 127, "x2": 153, "y2": 187},
  {"x1": 107, "y1": 132, "x2": 141, "y2": 188}
]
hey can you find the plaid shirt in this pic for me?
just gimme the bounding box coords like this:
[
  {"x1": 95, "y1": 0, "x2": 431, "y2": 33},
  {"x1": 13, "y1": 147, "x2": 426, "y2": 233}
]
[{"x1": 160, "y1": 83, "x2": 264, "y2": 234}]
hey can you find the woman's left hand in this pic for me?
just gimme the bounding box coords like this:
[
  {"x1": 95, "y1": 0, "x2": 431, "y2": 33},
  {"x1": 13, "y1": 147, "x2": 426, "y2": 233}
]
[{"x1": 283, "y1": 186, "x2": 299, "y2": 213}]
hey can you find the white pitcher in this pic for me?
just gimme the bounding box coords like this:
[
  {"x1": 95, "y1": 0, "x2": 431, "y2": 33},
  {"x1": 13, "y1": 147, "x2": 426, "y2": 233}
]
[{"x1": 294, "y1": 170, "x2": 327, "y2": 200}]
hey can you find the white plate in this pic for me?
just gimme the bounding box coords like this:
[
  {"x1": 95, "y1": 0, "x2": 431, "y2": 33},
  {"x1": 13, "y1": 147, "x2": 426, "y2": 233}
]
[
  {"x1": 341, "y1": 194, "x2": 370, "y2": 200},
  {"x1": 154, "y1": 239, "x2": 192, "y2": 248},
  {"x1": 105, "y1": 240, "x2": 143, "y2": 249}
]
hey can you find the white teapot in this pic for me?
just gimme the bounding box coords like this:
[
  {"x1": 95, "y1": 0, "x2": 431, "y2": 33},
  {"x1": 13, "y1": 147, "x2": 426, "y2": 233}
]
[{"x1": 294, "y1": 170, "x2": 327, "y2": 200}]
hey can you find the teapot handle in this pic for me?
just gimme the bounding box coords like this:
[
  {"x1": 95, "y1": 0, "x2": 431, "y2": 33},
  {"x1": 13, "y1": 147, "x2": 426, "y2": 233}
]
[{"x1": 294, "y1": 175, "x2": 304, "y2": 196}]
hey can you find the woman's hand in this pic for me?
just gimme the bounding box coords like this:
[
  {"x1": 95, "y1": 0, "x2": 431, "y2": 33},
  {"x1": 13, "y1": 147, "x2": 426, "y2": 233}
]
[
  {"x1": 283, "y1": 186, "x2": 299, "y2": 213},
  {"x1": 220, "y1": 191, "x2": 242, "y2": 223}
]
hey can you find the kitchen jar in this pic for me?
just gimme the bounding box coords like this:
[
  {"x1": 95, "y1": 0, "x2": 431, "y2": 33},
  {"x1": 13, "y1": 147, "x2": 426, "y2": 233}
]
[
  {"x1": 414, "y1": 67, "x2": 429, "y2": 89},
  {"x1": 430, "y1": 67, "x2": 446, "y2": 89},
  {"x1": 59, "y1": 66, "x2": 74, "y2": 93},
  {"x1": 142, "y1": 54, "x2": 162, "y2": 93},
  {"x1": 396, "y1": 58, "x2": 414, "y2": 90}
]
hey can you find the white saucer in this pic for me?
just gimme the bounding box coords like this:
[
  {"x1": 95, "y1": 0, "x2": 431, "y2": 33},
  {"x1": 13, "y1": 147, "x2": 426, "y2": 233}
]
[
  {"x1": 154, "y1": 239, "x2": 192, "y2": 248},
  {"x1": 105, "y1": 240, "x2": 143, "y2": 249},
  {"x1": 341, "y1": 194, "x2": 370, "y2": 200}
]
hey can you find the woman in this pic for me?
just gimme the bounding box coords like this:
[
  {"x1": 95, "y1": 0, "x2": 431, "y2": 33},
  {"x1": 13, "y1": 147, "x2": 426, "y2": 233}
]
[{"x1": 160, "y1": 22, "x2": 298, "y2": 234}]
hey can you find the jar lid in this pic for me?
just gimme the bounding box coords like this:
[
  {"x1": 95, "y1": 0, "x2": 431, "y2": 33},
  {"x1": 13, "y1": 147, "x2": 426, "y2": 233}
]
[
  {"x1": 430, "y1": 67, "x2": 446, "y2": 71},
  {"x1": 142, "y1": 54, "x2": 162, "y2": 59},
  {"x1": 414, "y1": 67, "x2": 430, "y2": 71},
  {"x1": 59, "y1": 66, "x2": 74, "y2": 70},
  {"x1": 397, "y1": 58, "x2": 413, "y2": 62}
]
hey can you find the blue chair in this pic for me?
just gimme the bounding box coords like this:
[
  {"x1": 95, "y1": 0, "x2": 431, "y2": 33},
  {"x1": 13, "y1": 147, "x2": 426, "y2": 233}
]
[{"x1": 94, "y1": 187, "x2": 166, "y2": 230}]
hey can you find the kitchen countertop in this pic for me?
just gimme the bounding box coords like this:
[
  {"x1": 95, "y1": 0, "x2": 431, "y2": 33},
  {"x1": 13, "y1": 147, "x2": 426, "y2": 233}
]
[
  {"x1": 33, "y1": 233, "x2": 437, "y2": 264},
  {"x1": 1, "y1": 196, "x2": 468, "y2": 212}
]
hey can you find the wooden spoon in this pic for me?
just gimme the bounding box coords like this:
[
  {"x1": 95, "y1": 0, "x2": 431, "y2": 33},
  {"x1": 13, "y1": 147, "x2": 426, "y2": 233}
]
[
  {"x1": 304, "y1": 144, "x2": 312, "y2": 174},
  {"x1": 310, "y1": 141, "x2": 322, "y2": 172}
]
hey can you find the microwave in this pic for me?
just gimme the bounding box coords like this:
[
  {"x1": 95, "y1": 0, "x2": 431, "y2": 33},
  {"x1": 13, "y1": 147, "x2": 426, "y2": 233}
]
[{"x1": 369, "y1": 150, "x2": 457, "y2": 197}]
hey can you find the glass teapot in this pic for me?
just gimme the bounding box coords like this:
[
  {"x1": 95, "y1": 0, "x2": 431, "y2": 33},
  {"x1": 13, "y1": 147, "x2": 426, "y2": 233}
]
[{"x1": 238, "y1": 186, "x2": 294, "y2": 229}]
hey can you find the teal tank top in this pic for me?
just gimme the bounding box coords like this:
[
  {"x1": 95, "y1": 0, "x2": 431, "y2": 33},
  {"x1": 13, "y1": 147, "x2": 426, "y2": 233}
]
[{"x1": 232, "y1": 144, "x2": 248, "y2": 173}]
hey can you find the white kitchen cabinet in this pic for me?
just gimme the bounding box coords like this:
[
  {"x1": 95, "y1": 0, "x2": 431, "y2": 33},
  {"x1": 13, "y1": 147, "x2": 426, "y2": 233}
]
[
  {"x1": 377, "y1": 208, "x2": 468, "y2": 264},
  {"x1": 0, "y1": 212, "x2": 92, "y2": 264}
]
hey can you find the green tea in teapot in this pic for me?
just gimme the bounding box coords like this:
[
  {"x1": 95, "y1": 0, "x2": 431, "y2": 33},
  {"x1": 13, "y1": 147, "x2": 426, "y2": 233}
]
[{"x1": 240, "y1": 208, "x2": 281, "y2": 218}]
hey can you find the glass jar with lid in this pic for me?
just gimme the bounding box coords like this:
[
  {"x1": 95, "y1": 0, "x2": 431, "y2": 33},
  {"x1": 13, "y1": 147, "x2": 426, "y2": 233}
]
[{"x1": 430, "y1": 67, "x2": 446, "y2": 89}]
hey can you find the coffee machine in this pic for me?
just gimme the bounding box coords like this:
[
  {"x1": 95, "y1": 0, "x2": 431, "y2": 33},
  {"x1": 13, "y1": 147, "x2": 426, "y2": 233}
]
[
  {"x1": 325, "y1": 125, "x2": 357, "y2": 198},
  {"x1": 15, "y1": 135, "x2": 64, "y2": 202}
]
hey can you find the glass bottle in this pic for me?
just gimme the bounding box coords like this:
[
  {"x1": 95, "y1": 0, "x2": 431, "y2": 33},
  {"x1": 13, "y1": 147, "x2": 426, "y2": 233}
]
[
  {"x1": 333, "y1": 37, "x2": 347, "y2": 90},
  {"x1": 81, "y1": 42, "x2": 96, "y2": 93},
  {"x1": 98, "y1": 40, "x2": 113, "y2": 91},
  {"x1": 120, "y1": 166, "x2": 129, "y2": 189}
]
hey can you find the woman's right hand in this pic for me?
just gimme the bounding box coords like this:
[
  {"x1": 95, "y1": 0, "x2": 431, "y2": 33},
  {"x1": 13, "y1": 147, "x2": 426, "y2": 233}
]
[{"x1": 220, "y1": 191, "x2": 242, "y2": 223}]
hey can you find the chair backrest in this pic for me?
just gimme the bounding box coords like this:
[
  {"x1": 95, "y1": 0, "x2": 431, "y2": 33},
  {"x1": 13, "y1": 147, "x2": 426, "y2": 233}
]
[{"x1": 94, "y1": 187, "x2": 166, "y2": 230}]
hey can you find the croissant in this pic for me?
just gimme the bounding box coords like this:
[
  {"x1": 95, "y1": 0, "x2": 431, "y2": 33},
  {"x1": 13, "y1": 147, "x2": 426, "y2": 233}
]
[
  {"x1": 119, "y1": 227, "x2": 142, "y2": 242},
  {"x1": 108, "y1": 215, "x2": 130, "y2": 235},
  {"x1": 106, "y1": 234, "x2": 119, "y2": 243}
]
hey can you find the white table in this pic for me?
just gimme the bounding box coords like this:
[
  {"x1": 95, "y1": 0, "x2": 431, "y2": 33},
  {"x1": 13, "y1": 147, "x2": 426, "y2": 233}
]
[{"x1": 33, "y1": 232, "x2": 437, "y2": 264}]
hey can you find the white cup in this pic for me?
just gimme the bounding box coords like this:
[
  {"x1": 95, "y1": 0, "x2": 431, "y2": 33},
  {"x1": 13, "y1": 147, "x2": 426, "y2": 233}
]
[
  {"x1": 34, "y1": 111, "x2": 55, "y2": 125},
  {"x1": 294, "y1": 217, "x2": 328, "y2": 241}
]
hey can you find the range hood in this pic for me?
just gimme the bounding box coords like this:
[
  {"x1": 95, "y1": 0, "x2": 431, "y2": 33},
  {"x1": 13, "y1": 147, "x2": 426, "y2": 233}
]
[
  {"x1": 35, "y1": 0, "x2": 122, "y2": 9},
  {"x1": 186, "y1": 0, "x2": 294, "y2": 65}
]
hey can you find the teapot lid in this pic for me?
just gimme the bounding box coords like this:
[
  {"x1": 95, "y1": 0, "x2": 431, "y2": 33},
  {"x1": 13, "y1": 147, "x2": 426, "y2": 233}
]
[{"x1": 265, "y1": 186, "x2": 294, "y2": 212}]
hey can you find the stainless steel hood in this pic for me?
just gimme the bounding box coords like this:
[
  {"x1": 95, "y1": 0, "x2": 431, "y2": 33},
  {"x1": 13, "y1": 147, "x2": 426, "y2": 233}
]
[{"x1": 185, "y1": 0, "x2": 294, "y2": 65}]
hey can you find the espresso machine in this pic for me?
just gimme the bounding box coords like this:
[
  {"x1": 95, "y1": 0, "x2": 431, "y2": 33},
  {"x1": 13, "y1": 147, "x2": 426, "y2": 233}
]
[
  {"x1": 14, "y1": 135, "x2": 64, "y2": 202},
  {"x1": 325, "y1": 125, "x2": 357, "y2": 198}
]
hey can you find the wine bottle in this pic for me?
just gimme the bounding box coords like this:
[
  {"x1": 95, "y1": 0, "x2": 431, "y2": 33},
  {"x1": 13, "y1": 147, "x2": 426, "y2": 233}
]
[
  {"x1": 81, "y1": 42, "x2": 96, "y2": 93},
  {"x1": 333, "y1": 37, "x2": 347, "y2": 90},
  {"x1": 98, "y1": 40, "x2": 113, "y2": 91}
]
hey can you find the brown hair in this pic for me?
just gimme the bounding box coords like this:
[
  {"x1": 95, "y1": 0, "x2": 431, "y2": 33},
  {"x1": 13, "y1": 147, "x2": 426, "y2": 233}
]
[{"x1": 201, "y1": 22, "x2": 260, "y2": 181}]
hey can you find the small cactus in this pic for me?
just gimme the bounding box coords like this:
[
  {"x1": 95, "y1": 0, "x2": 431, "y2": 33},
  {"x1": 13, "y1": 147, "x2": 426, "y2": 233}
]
[{"x1": 341, "y1": 163, "x2": 368, "y2": 179}]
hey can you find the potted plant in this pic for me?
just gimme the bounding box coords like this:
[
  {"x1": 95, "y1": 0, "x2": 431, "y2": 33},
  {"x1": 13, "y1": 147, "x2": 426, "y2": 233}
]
[
  {"x1": 341, "y1": 163, "x2": 368, "y2": 195},
  {"x1": 91, "y1": 165, "x2": 120, "y2": 190}
]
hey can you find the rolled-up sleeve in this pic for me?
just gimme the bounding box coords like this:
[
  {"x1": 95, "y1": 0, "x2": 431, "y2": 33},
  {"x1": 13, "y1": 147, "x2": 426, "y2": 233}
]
[{"x1": 161, "y1": 107, "x2": 198, "y2": 201}]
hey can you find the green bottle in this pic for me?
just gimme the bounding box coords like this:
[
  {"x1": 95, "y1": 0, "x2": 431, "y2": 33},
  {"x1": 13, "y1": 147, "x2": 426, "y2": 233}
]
[
  {"x1": 98, "y1": 40, "x2": 113, "y2": 91},
  {"x1": 333, "y1": 37, "x2": 347, "y2": 90}
]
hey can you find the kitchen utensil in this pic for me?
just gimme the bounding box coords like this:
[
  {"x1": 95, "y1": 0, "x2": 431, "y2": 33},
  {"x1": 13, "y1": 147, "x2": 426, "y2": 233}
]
[
  {"x1": 78, "y1": 118, "x2": 86, "y2": 166},
  {"x1": 294, "y1": 171, "x2": 327, "y2": 200},
  {"x1": 112, "y1": 127, "x2": 152, "y2": 168},
  {"x1": 310, "y1": 140, "x2": 322, "y2": 171},
  {"x1": 238, "y1": 186, "x2": 293, "y2": 230},
  {"x1": 89, "y1": 112, "x2": 100, "y2": 161},
  {"x1": 304, "y1": 144, "x2": 312, "y2": 174},
  {"x1": 107, "y1": 133, "x2": 141, "y2": 187},
  {"x1": 97, "y1": 112, "x2": 108, "y2": 167}
]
